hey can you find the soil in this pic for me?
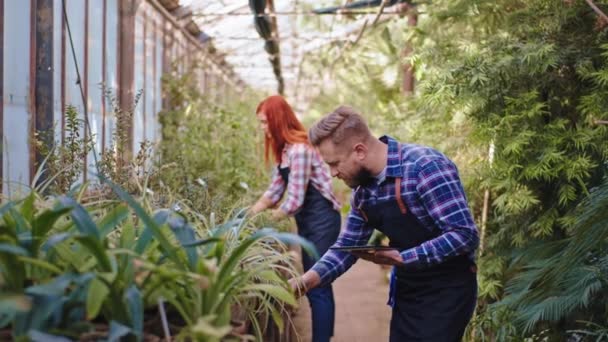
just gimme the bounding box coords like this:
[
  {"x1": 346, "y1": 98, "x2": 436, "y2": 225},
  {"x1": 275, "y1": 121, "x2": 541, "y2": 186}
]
[{"x1": 292, "y1": 261, "x2": 392, "y2": 342}]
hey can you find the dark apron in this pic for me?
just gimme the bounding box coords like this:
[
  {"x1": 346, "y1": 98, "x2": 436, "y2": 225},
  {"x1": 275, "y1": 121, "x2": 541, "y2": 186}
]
[
  {"x1": 279, "y1": 166, "x2": 340, "y2": 342},
  {"x1": 278, "y1": 166, "x2": 340, "y2": 271},
  {"x1": 359, "y1": 177, "x2": 477, "y2": 341}
]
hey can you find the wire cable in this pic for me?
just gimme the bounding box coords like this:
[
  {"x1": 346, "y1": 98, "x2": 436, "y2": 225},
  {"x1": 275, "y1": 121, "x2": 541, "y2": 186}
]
[{"x1": 62, "y1": 0, "x2": 102, "y2": 179}]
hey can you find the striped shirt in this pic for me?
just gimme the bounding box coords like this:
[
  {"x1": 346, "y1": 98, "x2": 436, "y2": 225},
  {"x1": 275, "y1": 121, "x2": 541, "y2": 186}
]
[
  {"x1": 311, "y1": 136, "x2": 479, "y2": 286},
  {"x1": 264, "y1": 143, "x2": 341, "y2": 215}
]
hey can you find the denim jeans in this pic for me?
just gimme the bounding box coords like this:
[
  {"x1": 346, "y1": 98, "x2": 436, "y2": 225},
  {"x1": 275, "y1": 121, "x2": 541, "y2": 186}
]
[{"x1": 306, "y1": 285, "x2": 335, "y2": 342}]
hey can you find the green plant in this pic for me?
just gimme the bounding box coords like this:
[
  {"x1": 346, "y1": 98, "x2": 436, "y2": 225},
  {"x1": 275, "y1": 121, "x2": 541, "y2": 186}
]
[
  {"x1": 158, "y1": 66, "x2": 268, "y2": 220},
  {"x1": 0, "y1": 178, "x2": 313, "y2": 341},
  {"x1": 568, "y1": 321, "x2": 608, "y2": 342},
  {"x1": 494, "y1": 179, "x2": 608, "y2": 334},
  {"x1": 97, "y1": 88, "x2": 144, "y2": 193},
  {"x1": 300, "y1": 0, "x2": 608, "y2": 338},
  {"x1": 35, "y1": 105, "x2": 94, "y2": 194},
  {"x1": 0, "y1": 190, "x2": 145, "y2": 340}
]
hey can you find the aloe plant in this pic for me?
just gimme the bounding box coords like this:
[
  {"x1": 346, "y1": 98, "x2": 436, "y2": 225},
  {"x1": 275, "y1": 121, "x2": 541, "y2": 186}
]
[
  {"x1": 1, "y1": 180, "x2": 314, "y2": 341},
  {"x1": 0, "y1": 189, "x2": 149, "y2": 340},
  {"x1": 120, "y1": 202, "x2": 317, "y2": 340},
  {"x1": 163, "y1": 212, "x2": 317, "y2": 341}
]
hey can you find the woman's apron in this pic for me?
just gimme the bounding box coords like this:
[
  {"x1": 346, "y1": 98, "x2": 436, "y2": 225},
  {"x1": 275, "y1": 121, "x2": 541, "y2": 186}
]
[
  {"x1": 278, "y1": 166, "x2": 340, "y2": 269},
  {"x1": 278, "y1": 166, "x2": 340, "y2": 342}
]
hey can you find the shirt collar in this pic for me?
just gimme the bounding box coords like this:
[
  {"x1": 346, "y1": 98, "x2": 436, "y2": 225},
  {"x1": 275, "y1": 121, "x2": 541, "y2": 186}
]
[
  {"x1": 379, "y1": 135, "x2": 403, "y2": 179},
  {"x1": 374, "y1": 167, "x2": 386, "y2": 185}
]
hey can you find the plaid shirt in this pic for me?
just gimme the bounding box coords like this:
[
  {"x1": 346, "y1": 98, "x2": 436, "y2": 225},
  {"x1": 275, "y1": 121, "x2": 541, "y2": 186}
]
[
  {"x1": 263, "y1": 143, "x2": 341, "y2": 215},
  {"x1": 311, "y1": 136, "x2": 479, "y2": 286}
]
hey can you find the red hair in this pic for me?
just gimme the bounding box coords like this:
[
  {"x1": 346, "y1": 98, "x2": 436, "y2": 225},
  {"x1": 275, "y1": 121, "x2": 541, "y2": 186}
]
[{"x1": 256, "y1": 95, "x2": 309, "y2": 164}]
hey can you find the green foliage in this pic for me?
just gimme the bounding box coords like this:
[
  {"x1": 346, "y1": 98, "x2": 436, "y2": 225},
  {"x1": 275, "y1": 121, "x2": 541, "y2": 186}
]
[
  {"x1": 569, "y1": 321, "x2": 608, "y2": 342},
  {"x1": 96, "y1": 88, "x2": 144, "y2": 192},
  {"x1": 301, "y1": 0, "x2": 608, "y2": 338},
  {"x1": 158, "y1": 67, "x2": 268, "y2": 220},
  {"x1": 418, "y1": 0, "x2": 608, "y2": 338},
  {"x1": 35, "y1": 105, "x2": 94, "y2": 194},
  {"x1": 36, "y1": 89, "x2": 148, "y2": 197},
  {"x1": 496, "y1": 179, "x2": 608, "y2": 335},
  {"x1": 0, "y1": 190, "x2": 145, "y2": 340},
  {"x1": 0, "y1": 183, "x2": 305, "y2": 341},
  {"x1": 5, "y1": 78, "x2": 304, "y2": 340}
]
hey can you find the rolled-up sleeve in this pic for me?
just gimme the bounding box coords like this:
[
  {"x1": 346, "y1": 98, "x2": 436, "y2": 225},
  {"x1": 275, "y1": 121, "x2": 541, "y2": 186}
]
[
  {"x1": 279, "y1": 144, "x2": 312, "y2": 215},
  {"x1": 263, "y1": 167, "x2": 286, "y2": 205},
  {"x1": 399, "y1": 159, "x2": 479, "y2": 269},
  {"x1": 311, "y1": 196, "x2": 373, "y2": 286}
]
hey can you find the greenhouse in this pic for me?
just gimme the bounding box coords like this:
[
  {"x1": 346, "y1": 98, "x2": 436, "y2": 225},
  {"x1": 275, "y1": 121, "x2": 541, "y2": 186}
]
[{"x1": 1, "y1": 0, "x2": 607, "y2": 341}]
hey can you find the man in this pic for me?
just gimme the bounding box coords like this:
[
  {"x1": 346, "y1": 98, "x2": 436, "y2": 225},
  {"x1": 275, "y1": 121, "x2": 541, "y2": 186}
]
[{"x1": 292, "y1": 106, "x2": 479, "y2": 341}]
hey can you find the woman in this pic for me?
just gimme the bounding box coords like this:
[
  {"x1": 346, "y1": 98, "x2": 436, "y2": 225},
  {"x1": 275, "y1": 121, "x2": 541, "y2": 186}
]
[{"x1": 249, "y1": 95, "x2": 341, "y2": 342}]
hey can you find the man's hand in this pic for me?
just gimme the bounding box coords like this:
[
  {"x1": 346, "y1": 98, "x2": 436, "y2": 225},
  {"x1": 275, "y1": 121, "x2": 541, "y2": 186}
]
[
  {"x1": 288, "y1": 271, "x2": 321, "y2": 298},
  {"x1": 351, "y1": 249, "x2": 404, "y2": 266},
  {"x1": 288, "y1": 277, "x2": 307, "y2": 298}
]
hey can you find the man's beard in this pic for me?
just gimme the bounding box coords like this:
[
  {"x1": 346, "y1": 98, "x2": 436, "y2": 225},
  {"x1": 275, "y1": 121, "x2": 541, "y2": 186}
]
[{"x1": 345, "y1": 167, "x2": 375, "y2": 189}]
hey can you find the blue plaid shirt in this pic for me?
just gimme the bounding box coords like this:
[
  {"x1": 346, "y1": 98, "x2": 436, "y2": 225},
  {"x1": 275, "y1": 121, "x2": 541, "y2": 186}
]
[{"x1": 311, "y1": 136, "x2": 479, "y2": 286}]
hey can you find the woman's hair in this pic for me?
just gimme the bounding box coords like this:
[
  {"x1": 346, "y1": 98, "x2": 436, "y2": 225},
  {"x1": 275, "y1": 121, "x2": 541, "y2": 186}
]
[{"x1": 256, "y1": 95, "x2": 308, "y2": 164}]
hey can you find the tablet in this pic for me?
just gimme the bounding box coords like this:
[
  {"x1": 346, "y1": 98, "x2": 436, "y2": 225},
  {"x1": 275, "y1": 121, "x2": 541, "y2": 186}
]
[{"x1": 329, "y1": 245, "x2": 397, "y2": 252}]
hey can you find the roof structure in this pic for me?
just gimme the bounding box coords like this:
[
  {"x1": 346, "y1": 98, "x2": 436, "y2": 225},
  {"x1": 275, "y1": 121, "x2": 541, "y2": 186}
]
[{"x1": 177, "y1": 0, "x2": 411, "y2": 110}]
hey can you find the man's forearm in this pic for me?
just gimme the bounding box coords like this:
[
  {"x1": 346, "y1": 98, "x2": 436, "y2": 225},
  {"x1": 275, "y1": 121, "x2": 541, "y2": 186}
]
[
  {"x1": 291, "y1": 270, "x2": 322, "y2": 297},
  {"x1": 302, "y1": 270, "x2": 321, "y2": 291}
]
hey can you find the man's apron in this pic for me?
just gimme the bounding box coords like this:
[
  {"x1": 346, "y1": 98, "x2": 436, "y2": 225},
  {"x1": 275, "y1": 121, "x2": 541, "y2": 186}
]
[{"x1": 358, "y1": 167, "x2": 477, "y2": 341}]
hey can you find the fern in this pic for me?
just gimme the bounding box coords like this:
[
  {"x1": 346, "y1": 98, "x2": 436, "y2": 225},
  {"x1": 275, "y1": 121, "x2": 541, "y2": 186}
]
[
  {"x1": 297, "y1": 0, "x2": 608, "y2": 338},
  {"x1": 497, "y1": 179, "x2": 608, "y2": 333}
]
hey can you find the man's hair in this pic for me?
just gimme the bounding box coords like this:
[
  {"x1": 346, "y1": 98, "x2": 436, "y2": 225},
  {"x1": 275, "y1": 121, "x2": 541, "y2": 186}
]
[{"x1": 308, "y1": 106, "x2": 372, "y2": 147}]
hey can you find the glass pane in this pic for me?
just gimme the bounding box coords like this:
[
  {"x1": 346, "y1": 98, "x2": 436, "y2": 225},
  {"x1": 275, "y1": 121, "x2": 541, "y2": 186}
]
[
  {"x1": 105, "y1": 0, "x2": 118, "y2": 149},
  {"x1": 88, "y1": 0, "x2": 104, "y2": 176},
  {"x1": 3, "y1": 1, "x2": 32, "y2": 195},
  {"x1": 53, "y1": 0, "x2": 63, "y2": 144},
  {"x1": 145, "y1": 13, "x2": 155, "y2": 143},
  {"x1": 64, "y1": 0, "x2": 86, "y2": 183},
  {"x1": 133, "y1": 8, "x2": 145, "y2": 155}
]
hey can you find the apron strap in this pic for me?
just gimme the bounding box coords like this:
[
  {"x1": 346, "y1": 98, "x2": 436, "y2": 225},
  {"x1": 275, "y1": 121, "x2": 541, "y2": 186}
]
[
  {"x1": 395, "y1": 177, "x2": 407, "y2": 214},
  {"x1": 359, "y1": 209, "x2": 369, "y2": 222},
  {"x1": 394, "y1": 143, "x2": 407, "y2": 215},
  {"x1": 355, "y1": 186, "x2": 369, "y2": 222},
  {"x1": 359, "y1": 142, "x2": 408, "y2": 220}
]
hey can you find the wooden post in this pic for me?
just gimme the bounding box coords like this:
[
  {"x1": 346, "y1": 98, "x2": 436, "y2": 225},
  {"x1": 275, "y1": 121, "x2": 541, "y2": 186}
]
[
  {"x1": 118, "y1": 0, "x2": 141, "y2": 161},
  {"x1": 33, "y1": 0, "x2": 55, "y2": 185},
  {"x1": 479, "y1": 190, "x2": 490, "y2": 253},
  {"x1": 479, "y1": 142, "x2": 495, "y2": 256},
  {"x1": 400, "y1": 4, "x2": 417, "y2": 95}
]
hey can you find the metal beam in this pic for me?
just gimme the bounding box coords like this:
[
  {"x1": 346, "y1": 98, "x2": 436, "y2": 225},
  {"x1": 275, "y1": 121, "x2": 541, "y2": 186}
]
[
  {"x1": 192, "y1": 9, "x2": 407, "y2": 17},
  {"x1": 101, "y1": 0, "x2": 107, "y2": 152},
  {"x1": 83, "y1": 0, "x2": 89, "y2": 181}
]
